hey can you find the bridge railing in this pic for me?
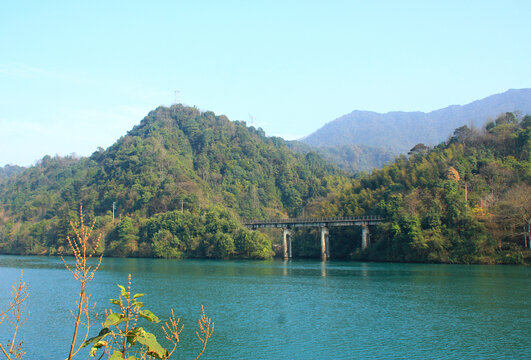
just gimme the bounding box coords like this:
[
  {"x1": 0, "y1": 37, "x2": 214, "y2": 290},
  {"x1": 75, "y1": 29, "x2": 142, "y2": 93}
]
[{"x1": 243, "y1": 215, "x2": 383, "y2": 225}]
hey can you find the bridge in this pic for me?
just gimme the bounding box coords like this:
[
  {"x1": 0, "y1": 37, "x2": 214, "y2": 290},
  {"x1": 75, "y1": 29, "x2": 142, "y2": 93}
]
[{"x1": 243, "y1": 216, "x2": 383, "y2": 261}]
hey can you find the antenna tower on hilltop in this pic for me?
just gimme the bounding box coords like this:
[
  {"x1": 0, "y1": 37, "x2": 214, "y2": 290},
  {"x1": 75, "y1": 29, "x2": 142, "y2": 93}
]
[
  {"x1": 248, "y1": 114, "x2": 256, "y2": 127},
  {"x1": 174, "y1": 90, "x2": 180, "y2": 105}
]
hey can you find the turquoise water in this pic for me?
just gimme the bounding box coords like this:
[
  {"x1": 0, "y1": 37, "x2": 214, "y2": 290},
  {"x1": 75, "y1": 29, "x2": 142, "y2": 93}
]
[{"x1": 0, "y1": 256, "x2": 530, "y2": 359}]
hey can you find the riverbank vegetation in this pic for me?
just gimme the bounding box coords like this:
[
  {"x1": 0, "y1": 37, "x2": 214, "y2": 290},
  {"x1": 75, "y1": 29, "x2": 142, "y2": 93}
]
[
  {"x1": 0, "y1": 106, "x2": 529, "y2": 264},
  {"x1": 0, "y1": 105, "x2": 339, "y2": 260},
  {"x1": 0, "y1": 208, "x2": 214, "y2": 360},
  {"x1": 309, "y1": 113, "x2": 531, "y2": 264}
]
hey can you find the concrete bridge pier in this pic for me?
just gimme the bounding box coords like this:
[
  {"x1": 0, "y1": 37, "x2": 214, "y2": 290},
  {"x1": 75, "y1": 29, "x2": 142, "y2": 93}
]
[
  {"x1": 361, "y1": 224, "x2": 369, "y2": 250},
  {"x1": 282, "y1": 228, "x2": 292, "y2": 259},
  {"x1": 320, "y1": 227, "x2": 329, "y2": 261}
]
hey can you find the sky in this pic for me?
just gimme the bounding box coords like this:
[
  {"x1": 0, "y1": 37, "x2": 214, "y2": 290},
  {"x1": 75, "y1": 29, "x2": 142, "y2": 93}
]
[{"x1": 1, "y1": 0, "x2": 531, "y2": 167}]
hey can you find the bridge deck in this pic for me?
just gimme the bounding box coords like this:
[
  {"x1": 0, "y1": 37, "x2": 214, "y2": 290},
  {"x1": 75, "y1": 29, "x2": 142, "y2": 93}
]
[{"x1": 243, "y1": 216, "x2": 382, "y2": 229}]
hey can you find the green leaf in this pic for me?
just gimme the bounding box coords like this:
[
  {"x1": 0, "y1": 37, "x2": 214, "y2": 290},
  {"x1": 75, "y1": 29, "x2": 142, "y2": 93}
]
[
  {"x1": 139, "y1": 309, "x2": 160, "y2": 323},
  {"x1": 104, "y1": 312, "x2": 128, "y2": 327},
  {"x1": 82, "y1": 327, "x2": 110, "y2": 349},
  {"x1": 110, "y1": 298, "x2": 121, "y2": 305},
  {"x1": 109, "y1": 351, "x2": 137, "y2": 360},
  {"x1": 131, "y1": 300, "x2": 144, "y2": 308},
  {"x1": 133, "y1": 293, "x2": 145, "y2": 299},
  {"x1": 117, "y1": 284, "x2": 128, "y2": 298},
  {"x1": 109, "y1": 351, "x2": 126, "y2": 360},
  {"x1": 126, "y1": 327, "x2": 142, "y2": 345},
  {"x1": 135, "y1": 329, "x2": 168, "y2": 359},
  {"x1": 88, "y1": 340, "x2": 107, "y2": 357}
]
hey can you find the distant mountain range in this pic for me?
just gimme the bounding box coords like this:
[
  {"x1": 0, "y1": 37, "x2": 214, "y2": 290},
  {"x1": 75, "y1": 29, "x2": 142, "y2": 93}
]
[
  {"x1": 301, "y1": 88, "x2": 531, "y2": 155},
  {"x1": 287, "y1": 141, "x2": 395, "y2": 173}
]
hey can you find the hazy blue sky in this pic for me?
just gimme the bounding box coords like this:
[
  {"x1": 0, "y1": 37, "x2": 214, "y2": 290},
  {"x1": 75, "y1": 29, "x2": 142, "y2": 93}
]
[{"x1": 1, "y1": 0, "x2": 530, "y2": 166}]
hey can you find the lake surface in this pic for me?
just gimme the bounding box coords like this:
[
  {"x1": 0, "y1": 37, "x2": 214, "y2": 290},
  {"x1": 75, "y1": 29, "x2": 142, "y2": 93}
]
[{"x1": 0, "y1": 256, "x2": 529, "y2": 359}]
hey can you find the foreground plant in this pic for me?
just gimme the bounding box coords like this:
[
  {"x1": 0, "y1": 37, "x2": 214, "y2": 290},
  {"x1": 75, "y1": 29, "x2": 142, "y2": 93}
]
[
  {"x1": 0, "y1": 271, "x2": 28, "y2": 360},
  {"x1": 62, "y1": 205, "x2": 103, "y2": 360},
  {"x1": 83, "y1": 274, "x2": 214, "y2": 360},
  {"x1": 1, "y1": 203, "x2": 214, "y2": 359}
]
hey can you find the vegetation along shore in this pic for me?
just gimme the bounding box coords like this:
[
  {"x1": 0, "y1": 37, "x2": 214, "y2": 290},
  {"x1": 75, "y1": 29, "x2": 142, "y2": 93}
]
[{"x1": 1, "y1": 106, "x2": 530, "y2": 264}]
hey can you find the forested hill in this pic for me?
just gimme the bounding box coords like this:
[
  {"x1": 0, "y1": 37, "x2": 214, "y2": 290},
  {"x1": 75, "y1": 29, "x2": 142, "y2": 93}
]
[
  {"x1": 314, "y1": 113, "x2": 531, "y2": 264},
  {"x1": 0, "y1": 105, "x2": 341, "y2": 259},
  {"x1": 287, "y1": 141, "x2": 395, "y2": 173},
  {"x1": 0, "y1": 165, "x2": 24, "y2": 182},
  {"x1": 302, "y1": 88, "x2": 531, "y2": 155}
]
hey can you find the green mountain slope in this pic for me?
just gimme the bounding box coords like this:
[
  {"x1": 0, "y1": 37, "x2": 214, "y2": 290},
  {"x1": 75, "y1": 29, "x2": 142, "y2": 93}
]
[
  {"x1": 0, "y1": 105, "x2": 341, "y2": 259},
  {"x1": 0, "y1": 164, "x2": 25, "y2": 182},
  {"x1": 312, "y1": 113, "x2": 531, "y2": 264},
  {"x1": 288, "y1": 141, "x2": 395, "y2": 173}
]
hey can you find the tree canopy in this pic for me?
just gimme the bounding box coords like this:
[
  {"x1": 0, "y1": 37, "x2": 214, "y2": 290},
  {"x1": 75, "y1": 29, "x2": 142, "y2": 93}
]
[
  {"x1": 312, "y1": 113, "x2": 531, "y2": 264},
  {"x1": 0, "y1": 105, "x2": 340, "y2": 259}
]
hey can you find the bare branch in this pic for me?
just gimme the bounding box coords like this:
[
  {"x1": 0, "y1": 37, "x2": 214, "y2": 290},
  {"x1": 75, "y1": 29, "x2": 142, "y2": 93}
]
[
  {"x1": 193, "y1": 305, "x2": 214, "y2": 360},
  {"x1": 0, "y1": 271, "x2": 28, "y2": 360},
  {"x1": 64, "y1": 204, "x2": 102, "y2": 360}
]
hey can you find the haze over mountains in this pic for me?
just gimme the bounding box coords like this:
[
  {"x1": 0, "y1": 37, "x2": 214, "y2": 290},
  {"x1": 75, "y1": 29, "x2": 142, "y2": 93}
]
[{"x1": 301, "y1": 88, "x2": 531, "y2": 155}]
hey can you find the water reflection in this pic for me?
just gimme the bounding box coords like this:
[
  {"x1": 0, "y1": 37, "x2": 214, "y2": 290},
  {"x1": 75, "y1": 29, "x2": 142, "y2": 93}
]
[
  {"x1": 361, "y1": 262, "x2": 369, "y2": 277},
  {"x1": 282, "y1": 259, "x2": 288, "y2": 276},
  {"x1": 320, "y1": 261, "x2": 327, "y2": 277}
]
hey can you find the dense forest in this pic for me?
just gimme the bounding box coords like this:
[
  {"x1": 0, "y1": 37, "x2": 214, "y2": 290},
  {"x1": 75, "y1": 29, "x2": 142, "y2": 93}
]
[
  {"x1": 299, "y1": 112, "x2": 530, "y2": 264},
  {"x1": 0, "y1": 164, "x2": 24, "y2": 181},
  {"x1": 0, "y1": 107, "x2": 530, "y2": 264},
  {"x1": 287, "y1": 141, "x2": 394, "y2": 173},
  {"x1": 0, "y1": 105, "x2": 341, "y2": 259}
]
